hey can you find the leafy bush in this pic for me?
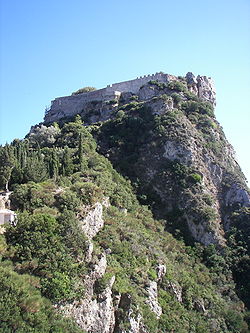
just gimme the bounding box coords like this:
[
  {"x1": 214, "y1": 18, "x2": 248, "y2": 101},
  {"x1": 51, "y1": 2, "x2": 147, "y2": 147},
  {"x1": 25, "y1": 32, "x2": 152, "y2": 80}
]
[
  {"x1": 0, "y1": 263, "x2": 83, "y2": 332},
  {"x1": 106, "y1": 99, "x2": 117, "y2": 105},
  {"x1": 181, "y1": 100, "x2": 214, "y2": 117},
  {"x1": 189, "y1": 173, "x2": 202, "y2": 184},
  {"x1": 72, "y1": 86, "x2": 96, "y2": 95},
  {"x1": 148, "y1": 80, "x2": 168, "y2": 90},
  {"x1": 167, "y1": 81, "x2": 187, "y2": 92},
  {"x1": 11, "y1": 182, "x2": 55, "y2": 211},
  {"x1": 28, "y1": 124, "x2": 61, "y2": 147},
  {"x1": 171, "y1": 92, "x2": 182, "y2": 104},
  {"x1": 4, "y1": 212, "x2": 86, "y2": 302}
]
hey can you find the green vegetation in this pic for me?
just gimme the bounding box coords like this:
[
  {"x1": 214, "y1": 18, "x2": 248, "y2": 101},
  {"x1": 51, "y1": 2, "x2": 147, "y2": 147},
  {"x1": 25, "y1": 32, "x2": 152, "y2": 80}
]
[
  {"x1": 72, "y1": 86, "x2": 96, "y2": 95},
  {"x1": 0, "y1": 81, "x2": 249, "y2": 331},
  {"x1": 167, "y1": 80, "x2": 187, "y2": 92},
  {"x1": 0, "y1": 261, "x2": 84, "y2": 333}
]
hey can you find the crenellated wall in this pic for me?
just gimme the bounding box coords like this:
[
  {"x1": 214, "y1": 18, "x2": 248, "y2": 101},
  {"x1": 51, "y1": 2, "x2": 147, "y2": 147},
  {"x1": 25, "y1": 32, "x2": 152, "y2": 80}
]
[{"x1": 44, "y1": 72, "x2": 216, "y2": 124}]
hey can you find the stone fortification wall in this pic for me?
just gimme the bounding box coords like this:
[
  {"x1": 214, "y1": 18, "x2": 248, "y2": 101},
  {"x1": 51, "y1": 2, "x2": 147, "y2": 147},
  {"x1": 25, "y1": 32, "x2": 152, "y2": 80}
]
[
  {"x1": 44, "y1": 72, "x2": 216, "y2": 124},
  {"x1": 44, "y1": 73, "x2": 175, "y2": 123},
  {"x1": 105, "y1": 72, "x2": 174, "y2": 94},
  {"x1": 44, "y1": 88, "x2": 118, "y2": 123}
]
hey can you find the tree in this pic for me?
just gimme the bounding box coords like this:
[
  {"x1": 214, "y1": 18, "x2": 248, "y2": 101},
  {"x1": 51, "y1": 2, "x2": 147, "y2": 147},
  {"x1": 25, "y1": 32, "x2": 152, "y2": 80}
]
[
  {"x1": 29, "y1": 124, "x2": 61, "y2": 147},
  {"x1": 62, "y1": 147, "x2": 74, "y2": 176},
  {"x1": 0, "y1": 145, "x2": 15, "y2": 191},
  {"x1": 49, "y1": 149, "x2": 60, "y2": 179},
  {"x1": 0, "y1": 263, "x2": 83, "y2": 332},
  {"x1": 78, "y1": 132, "x2": 84, "y2": 171},
  {"x1": 24, "y1": 153, "x2": 48, "y2": 183}
]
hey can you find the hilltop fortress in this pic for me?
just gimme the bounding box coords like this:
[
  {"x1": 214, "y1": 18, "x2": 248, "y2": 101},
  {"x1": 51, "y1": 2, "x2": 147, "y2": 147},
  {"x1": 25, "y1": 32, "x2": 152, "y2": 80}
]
[{"x1": 44, "y1": 72, "x2": 216, "y2": 124}]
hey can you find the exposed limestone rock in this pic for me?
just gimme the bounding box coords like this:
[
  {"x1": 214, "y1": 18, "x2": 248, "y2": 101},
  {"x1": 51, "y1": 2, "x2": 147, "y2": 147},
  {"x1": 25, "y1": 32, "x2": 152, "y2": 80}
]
[
  {"x1": 186, "y1": 72, "x2": 198, "y2": 85},
  {"x1": 138, "y1": 85, "x2": 160, "y2": 101},
  {"x1": 85, "y1": 240, "x2": 94, "y2": 262},
  {"x1": 146, "y1": 97, "x2": 174, "y2": 115},
  {"x1": 79, "y1": 198, "x2": 109, "y2": 240},
  {"x1": 80, "y1": 202, "x2": 104, "y2": 239},
  {"x1": 166, "y1": 281, "x2": 182, "y2": 303},
  {"x1": 186, "y1": 218, "x2": 220, "y2": 246},
  {"x1": 186, "y1": 72, "x2": 216, "y2": 106},
  {"x1": 92, "y1": 252, "x2": 107, "y2": 279},
  {"x1": 61, "y1": 253, "x2": 117, "y2": 333},
  {"x1": 197, "y1": 75, "x2": 216, "y2": 107},
  {"x1": 114, "y1": 294, "x2": 148, "y2": 333},
  {"x1": 123, "y1": 311, "x2": 147, "y2": 333},
  {"x1": 225, "y1": 184, "x2": 250, "y2": 207},
  {"x1": 62, "y1": 276, "x2": 116, "y2": 333},
  {"x1": 163, "y1": 140, "x2": 194, "y2": 165},
  {"x1": 194, "y1": 299, "x2": 207, "y2": 314},
  {"x1": 185, "y1": 72, "x2": 198, "y2": 95},
  {"x1": 145, "y1": 281, "x2": 162, "y2": 318},
  {"x1": 156, "y1": 264, "x2": 166, "y2": 281}
]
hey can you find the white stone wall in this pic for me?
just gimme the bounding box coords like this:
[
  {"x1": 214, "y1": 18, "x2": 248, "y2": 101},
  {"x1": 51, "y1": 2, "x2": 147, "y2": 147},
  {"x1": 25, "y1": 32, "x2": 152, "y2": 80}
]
[
  {"x1": 0, "y1": 209, "x2": 16, "y2": 225},
  {"x1": 105, "y1": 72, "x2": 171, "y2": 95}
]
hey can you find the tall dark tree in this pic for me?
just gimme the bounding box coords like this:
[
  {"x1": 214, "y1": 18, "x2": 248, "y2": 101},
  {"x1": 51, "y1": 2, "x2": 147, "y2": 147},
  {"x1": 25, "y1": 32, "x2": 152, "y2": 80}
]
[
  {"x1": 0, "y1": 145, "x2": 15, "y2": 191},
  {"x1": 24, "y1": 152, "x2": 48, "y2": 183},
  {"x1": 78, "y1": 132, "x2": 84, "y2": 172},
  {"x1": 62, "y1": 147, "x2": 74, "y2": 176},
  {"x1": 49, "y1": 149, "x2": 60, "y2": 179}
]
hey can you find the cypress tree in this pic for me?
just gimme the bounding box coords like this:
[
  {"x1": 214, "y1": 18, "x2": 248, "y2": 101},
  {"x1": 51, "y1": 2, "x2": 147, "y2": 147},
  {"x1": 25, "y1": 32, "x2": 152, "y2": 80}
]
[
  {"x1": 78, "y1": 132, "x2": 84, "y2": 172},
  {"x1": 0, "y1": 145, "x2": 15, "y2": 191},
  {"x1": 62, "y1": 147, "x2": 74, "y2": 176}
]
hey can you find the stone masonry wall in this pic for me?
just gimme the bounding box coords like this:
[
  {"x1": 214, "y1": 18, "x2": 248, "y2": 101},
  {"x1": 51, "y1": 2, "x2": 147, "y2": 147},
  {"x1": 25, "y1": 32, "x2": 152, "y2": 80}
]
[{"x1": 44, "y1": 72, "x2": 216, "y2": 124}]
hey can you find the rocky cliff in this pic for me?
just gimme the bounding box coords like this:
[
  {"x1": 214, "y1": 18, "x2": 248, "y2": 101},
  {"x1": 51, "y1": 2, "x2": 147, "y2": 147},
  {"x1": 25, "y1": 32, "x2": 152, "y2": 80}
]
[
  {"x1": 93, "y1": 74, "x2": 249, "y2": 246},
  {"x1": 1, "y1": 72, "x2": 250, "y2": 332}
]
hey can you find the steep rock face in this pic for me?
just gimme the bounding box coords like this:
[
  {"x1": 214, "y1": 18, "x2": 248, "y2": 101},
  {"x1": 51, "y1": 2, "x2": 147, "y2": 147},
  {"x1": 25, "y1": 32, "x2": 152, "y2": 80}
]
[
  {"x1": 197, "y1": 75, "x2": 216, "y2": 106},
  {"x1": 61, "y1": 200, "x2": 159, "y2": 333},
  {"x1": 79, "y1": 198, "x2": 110, "y2": 240},
  {"x1": 3, "y1": 86, "x2": 250, "y2": 333},
  {"x1": 61, "y1": 252, "x2": 117, "y2": 333},
  {"x1": 61, "y1": 200, "x2": 118, "y2": 333},
  {"x1": 145, "y1": 281, "x2": 162, "y2": 318},
  {"x1": 96, "y1": 77, "x2": 249, "y2": 246}
]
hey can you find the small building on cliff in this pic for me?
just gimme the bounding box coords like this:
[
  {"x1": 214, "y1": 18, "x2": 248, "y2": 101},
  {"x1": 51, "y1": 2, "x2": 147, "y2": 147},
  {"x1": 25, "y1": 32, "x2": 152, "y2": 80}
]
[{"x1": 0, "y1": 192, "x2": 16, "y2": 226}]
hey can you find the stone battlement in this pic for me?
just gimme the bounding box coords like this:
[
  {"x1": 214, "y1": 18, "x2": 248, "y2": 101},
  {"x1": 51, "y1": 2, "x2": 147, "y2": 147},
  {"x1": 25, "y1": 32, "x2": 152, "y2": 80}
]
[{"x1": 44, "y1": 72, "x2": 216, "y2": 124}]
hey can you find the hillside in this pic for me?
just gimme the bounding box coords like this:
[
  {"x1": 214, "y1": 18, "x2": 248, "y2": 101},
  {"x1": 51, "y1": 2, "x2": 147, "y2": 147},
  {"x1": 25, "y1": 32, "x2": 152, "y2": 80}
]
[{"x1": 0, "y1": 72, "x2": 250, "y2": 332}]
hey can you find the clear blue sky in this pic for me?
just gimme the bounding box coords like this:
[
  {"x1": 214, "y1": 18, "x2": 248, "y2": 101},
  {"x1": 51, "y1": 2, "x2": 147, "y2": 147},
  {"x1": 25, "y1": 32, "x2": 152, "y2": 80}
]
[{"x1": 0, "y1": 0, "x2": 250, "y2": 182}]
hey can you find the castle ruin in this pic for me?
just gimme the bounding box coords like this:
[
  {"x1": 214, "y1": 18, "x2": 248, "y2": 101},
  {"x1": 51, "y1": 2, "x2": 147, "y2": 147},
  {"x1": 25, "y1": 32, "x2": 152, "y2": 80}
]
[{"x1": 44, "y1": 72, "x2": 216, "y2": 124}]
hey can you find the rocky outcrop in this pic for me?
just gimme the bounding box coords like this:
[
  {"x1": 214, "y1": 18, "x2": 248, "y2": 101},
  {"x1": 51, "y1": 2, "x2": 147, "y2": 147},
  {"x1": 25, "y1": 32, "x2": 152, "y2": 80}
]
[
  {"x1": 114, "y1": 294, "x2": 148, "y2": 333},
  {"x1": 225, "y1": 184, "x2": 250, "y2": 208},
  {"x1": 95, "y1": 74, "x2": 250, "y2": 247},
  {"x1": 62, "y1": 195, "x2": 166, "y2": 332},
  {"x1": 145, "y1": 281, "x2": 162, "y2": 318},
  {"x1": 79, "y1": 198, "x2": 109, "y2": 240},
  {"x1": 61, "y1": 252, "x2": 117, "y2": 333},
  {"x1": 166, "y1": 281, "x2": 182, "y2": 303},
  {"x1": 185, "y1": 72, "x2": 216, "y2": 107},
  {"x1": 145, "y1": 96, "x2": 174, "y2": 115},
  {"x1": 156, "y1": 264, "x2": 166, "y2": 281},
  {"x1": 197, "y1": 75, "x2": 216, "y2": 107}
]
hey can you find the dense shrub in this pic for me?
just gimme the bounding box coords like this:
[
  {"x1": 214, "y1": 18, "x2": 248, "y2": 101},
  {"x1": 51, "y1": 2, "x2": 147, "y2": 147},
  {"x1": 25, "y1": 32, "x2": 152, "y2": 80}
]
[
  {"x1": 72, "y1": 86, "x2": 96, "y2": 95},
  {"x1": 167, "y1": 81, "x2": 187, "y2": 92},
  {"x1": 0, "y1": 263, "x2": 83, "y2": 332}
]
